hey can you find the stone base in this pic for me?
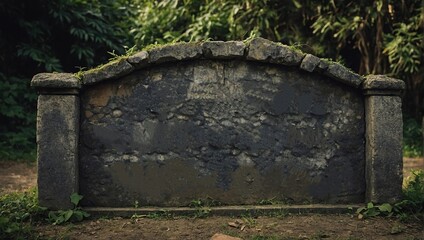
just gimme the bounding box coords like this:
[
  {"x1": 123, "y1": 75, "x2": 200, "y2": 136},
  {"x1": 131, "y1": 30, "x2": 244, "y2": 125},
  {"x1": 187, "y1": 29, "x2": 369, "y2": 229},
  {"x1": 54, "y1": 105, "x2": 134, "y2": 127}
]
[{"x1": 85, "y1": 204, "x2": 362, "y2": 218}]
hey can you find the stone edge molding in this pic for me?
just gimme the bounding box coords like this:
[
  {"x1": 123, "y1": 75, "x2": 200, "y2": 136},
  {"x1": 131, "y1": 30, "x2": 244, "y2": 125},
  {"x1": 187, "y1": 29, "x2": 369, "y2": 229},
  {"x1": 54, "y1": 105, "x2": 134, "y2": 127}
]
[{"x1": 31, "y1": 38, "x2": 405, "y2": 209}]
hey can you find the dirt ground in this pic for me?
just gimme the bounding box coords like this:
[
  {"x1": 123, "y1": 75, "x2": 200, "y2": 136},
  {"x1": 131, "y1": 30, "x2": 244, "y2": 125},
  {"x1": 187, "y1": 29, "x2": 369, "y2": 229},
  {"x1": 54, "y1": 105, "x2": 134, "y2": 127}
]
[{"x1": 1, "y1": 159, "x2": 423, "y2": 240}]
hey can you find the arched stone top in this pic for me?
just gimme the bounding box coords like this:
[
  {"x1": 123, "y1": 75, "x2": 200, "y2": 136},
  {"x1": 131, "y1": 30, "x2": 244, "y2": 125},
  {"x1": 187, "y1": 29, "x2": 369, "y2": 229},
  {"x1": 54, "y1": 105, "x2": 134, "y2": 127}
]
[{"x1": 31, "y1": 37, "x2": 404, "y2": 94}]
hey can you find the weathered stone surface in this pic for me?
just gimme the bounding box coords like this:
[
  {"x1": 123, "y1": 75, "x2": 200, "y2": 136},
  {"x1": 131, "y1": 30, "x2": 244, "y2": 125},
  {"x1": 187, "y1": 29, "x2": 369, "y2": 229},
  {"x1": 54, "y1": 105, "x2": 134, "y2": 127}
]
[
  {"x1": 365, "y1": 95, "x2": 403, "y2": 203},
  {"x1": 31, "y1": 73, "x2": 81, "y2": 89},
  {"x1": 300, "y1": 54, "x2": 320, "y2": 72},
  {"x1": 325, "y1": 62, "x2": 363, "y2": 88},
  {"x1": 127, "y1": 51, "x2": 149, "y2": 68},
  {"x1": 37, "y1": 95, "x2": 79, "y2": 209},
  {"x1": 79, "y1": 60, "x2": 365, "y2": 207},
  {"x1": 82, "y1": 59, "x2": 134, "y2": 85},
  {"x1": 148, "y1": 42, "x2": 203, "y2": 63},
  {"x1": 247, "y1": 37, "x2": 305, "y2": 66},
  {"x1": 363, "y1": 75, "x2": 405, "y2": 91},
  {"x1": 202, "y1": 41, "x2": 246, "y2": 59}
]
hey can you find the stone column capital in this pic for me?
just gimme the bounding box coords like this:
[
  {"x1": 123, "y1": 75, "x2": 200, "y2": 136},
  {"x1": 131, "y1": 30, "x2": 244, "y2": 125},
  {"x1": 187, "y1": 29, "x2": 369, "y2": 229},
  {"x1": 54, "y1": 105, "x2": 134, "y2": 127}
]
[
  {"x1": 31, "y1": 73, "x2": 81, "y2": 95},
  {"x1": 363, "y1": 75, "x2": 405, "y2": 96}
]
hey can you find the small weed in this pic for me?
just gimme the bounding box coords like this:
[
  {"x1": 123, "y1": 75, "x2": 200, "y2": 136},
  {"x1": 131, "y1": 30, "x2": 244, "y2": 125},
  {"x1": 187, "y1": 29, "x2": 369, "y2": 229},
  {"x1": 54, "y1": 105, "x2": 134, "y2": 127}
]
[
  {"x1": 48, "y1": 193, "x2": 90, "y2": 225},
  {"x1": 194, "y1": 207, "x2": 211, "y2": 218},
  {"x1": 189, "y1": 197, "x2": 222, "y2": 218},
  {"x1": 189, "y1": 197, "x2": 222, "y2": 208},
  {"x1": 241, "y1": 215, "x2": 257, "y2": 228},
  {"x1": 356, "y1": 202, "x2": 394, "y2": 219},
  {"x1": 134, "y1": 200, "x2": 139, "y2": 208},
  {"x1": 108, "y1": 45, "x2": 137, "y2": 62}
]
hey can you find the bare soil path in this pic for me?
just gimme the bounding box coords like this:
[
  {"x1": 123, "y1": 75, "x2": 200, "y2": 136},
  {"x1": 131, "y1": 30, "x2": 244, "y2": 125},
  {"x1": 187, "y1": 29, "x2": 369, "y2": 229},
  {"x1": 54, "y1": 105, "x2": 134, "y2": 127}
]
[{"x1": 1, "y1": 159, "x2": 423, "y2": 240}]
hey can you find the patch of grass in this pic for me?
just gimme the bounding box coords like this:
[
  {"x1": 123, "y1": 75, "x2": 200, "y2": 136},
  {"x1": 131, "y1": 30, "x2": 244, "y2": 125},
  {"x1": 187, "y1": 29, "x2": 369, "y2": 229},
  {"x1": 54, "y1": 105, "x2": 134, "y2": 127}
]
[{"x1": 0, "y1": 188, "x2": 46, "y2": 239}]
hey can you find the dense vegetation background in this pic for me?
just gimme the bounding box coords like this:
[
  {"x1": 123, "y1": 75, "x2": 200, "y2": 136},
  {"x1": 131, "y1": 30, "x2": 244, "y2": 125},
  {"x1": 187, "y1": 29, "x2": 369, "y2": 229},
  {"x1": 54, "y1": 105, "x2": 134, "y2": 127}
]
[{"x1": 1, "y1": 0, "x2": 423, "y2": 160}]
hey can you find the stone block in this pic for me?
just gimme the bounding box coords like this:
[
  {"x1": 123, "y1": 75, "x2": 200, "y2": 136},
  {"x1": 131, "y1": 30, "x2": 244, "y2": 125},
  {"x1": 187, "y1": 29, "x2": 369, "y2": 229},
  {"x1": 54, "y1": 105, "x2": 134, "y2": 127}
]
[
  {"x1": 31, "y1": 73, "x2": 81, "y2": 89},
  {"x1": 315, "y1": 59, "x2": 329, "y2": 72},
  {"x1": 324, "y1": 62, "x2": 363, "y2": 88},
  {"x1": 82, "y1": 59, "x2": 134, "y2": 85},
  {"x1": 365, "y1": 95, "x2": 403, "y2": 203},
  {"x1": 363, "y1": 75, "x2": 405, "y2": 93},
  {"x1": 247, "y1": 37, "x2": 304, "y2": 66},
  {"x1": 148, "y1": 42, "x2": 203, "y2": 64},
  {"x1": 37, "y1": 95, "x2": 79, "y2": 209},
  {"x1": 300, "y1": 54, "x2": 320, "y2": 72},
  {"x1": 127, "y1": 51, "x2": 149, "y2": 69},
  {"x1": 202, "y1": 41, "x2": 246, "y2": 59}
]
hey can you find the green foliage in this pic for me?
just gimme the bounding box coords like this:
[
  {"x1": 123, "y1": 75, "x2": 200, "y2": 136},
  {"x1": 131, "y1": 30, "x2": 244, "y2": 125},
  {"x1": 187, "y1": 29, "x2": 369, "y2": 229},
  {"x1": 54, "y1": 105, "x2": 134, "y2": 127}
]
[
  {"x1": 384, "y1": 20, "x2": 423, "y2": 75},
  {"x1": 48, "y1": 193, "x2": 90, "y2": 225},
  {"x1": 130, "y1": 0, "x2": 315, "y2": 50},
  {"x1": 403, "y1": 117, "x2": 422, "y2": 157},
  {"x1": 0, "y1": 0, "x2": 135, "y2": 160},
  {"x1": 0, "y1": 75, "x2": 37, "y2": 160},
  {"x1": 357, "y1": 170, "x2": 424, "y2": 221},
  {"x1": 0, "y1": 188, "x2": 46, "y2": 239},
  {"x1": 1, "y1": 0, "x2": 424, "y2": 158}
]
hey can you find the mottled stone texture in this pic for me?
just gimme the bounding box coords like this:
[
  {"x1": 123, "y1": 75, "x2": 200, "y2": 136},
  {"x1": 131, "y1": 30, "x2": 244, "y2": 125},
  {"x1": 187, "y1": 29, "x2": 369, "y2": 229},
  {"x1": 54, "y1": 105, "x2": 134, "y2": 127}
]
[
  {"x1": 79, "y1": 60, "x2": 365, "y2": 207},
  {"x1": 37, "y1": 95, "x2": 79, "y2": 209},
  {"x1": 364, "y1": 75, "x2": 404, "y2": 203}
]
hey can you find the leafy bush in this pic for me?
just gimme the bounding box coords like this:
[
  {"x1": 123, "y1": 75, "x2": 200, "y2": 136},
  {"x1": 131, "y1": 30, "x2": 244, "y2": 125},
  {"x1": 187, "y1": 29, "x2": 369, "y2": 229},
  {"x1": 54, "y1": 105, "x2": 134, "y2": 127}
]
[
  {"x1": 397, "y1": 170, "x2": 424, "y2": 217},
  {"x1": 357, "y1": 170, "x2": 424, "y2": 221}
]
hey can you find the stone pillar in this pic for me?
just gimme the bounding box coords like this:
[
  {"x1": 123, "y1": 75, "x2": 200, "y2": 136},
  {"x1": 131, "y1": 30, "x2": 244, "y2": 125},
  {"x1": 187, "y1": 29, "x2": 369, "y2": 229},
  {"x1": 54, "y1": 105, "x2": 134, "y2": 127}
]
[
  {"x1": 363, "y1": 75, "x2": 405, "y2": 203},
  {"x1": 31, "y1": 73, "x2": 81, "y2": 209}
]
